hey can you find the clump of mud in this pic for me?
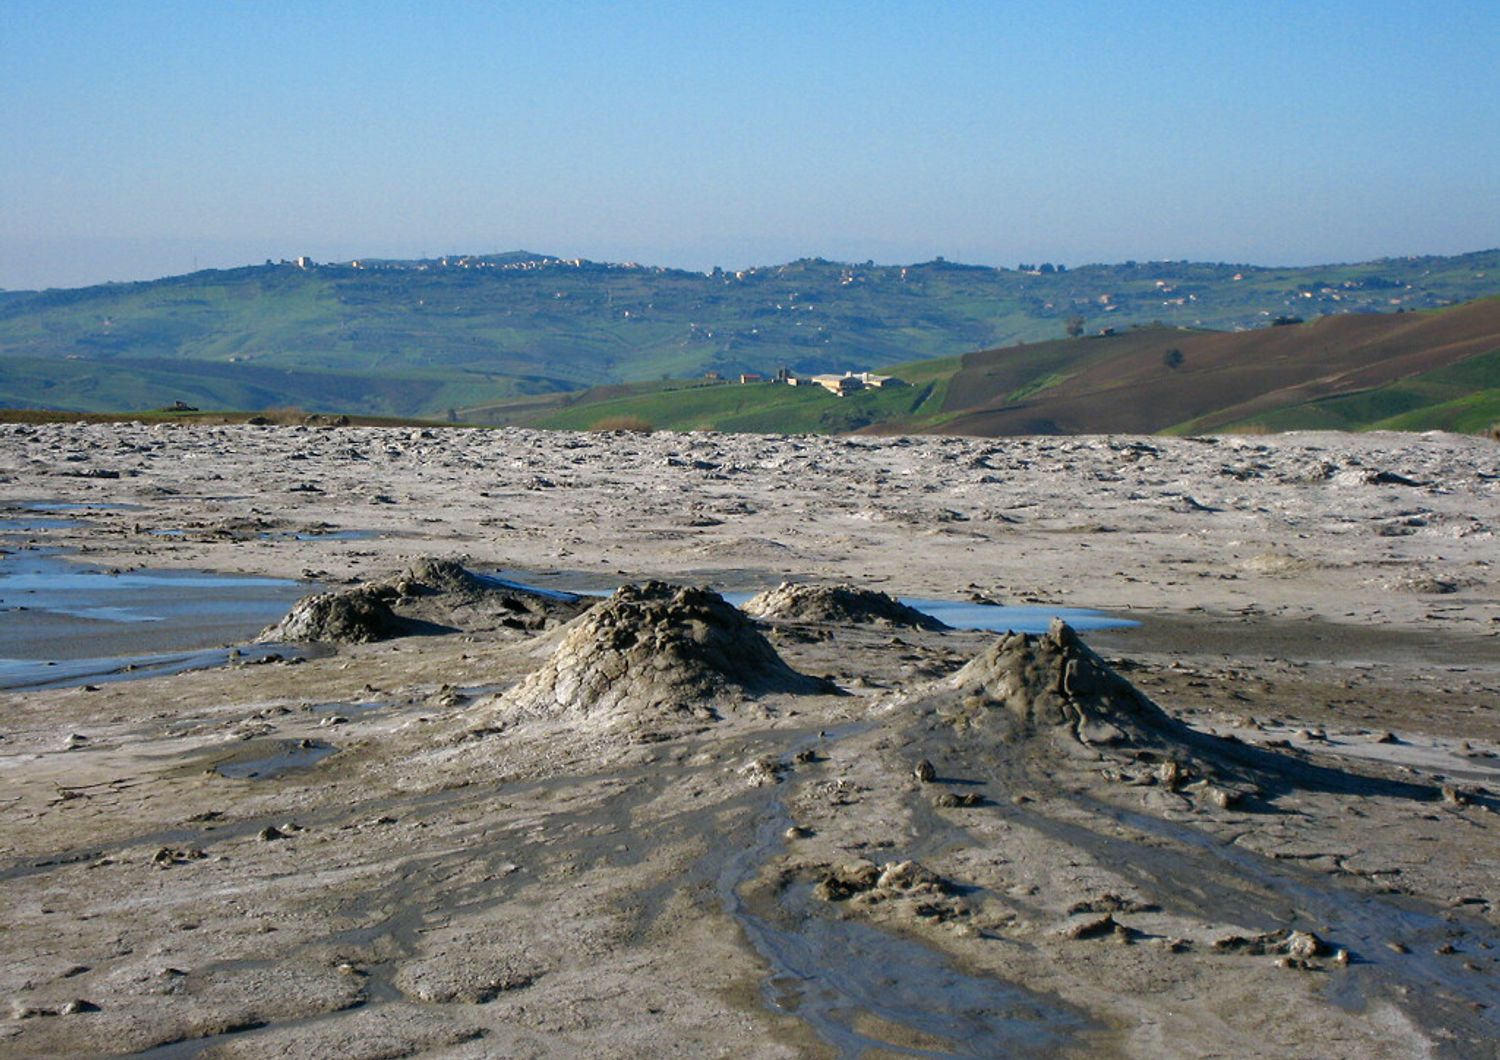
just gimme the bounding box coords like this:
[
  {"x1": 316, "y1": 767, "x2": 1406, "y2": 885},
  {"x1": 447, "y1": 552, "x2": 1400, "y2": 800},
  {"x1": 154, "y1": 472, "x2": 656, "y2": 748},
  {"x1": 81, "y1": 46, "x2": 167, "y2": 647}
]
[
  {"x1": 942, "y1": 618, "x2": 1176, "y2": 748},
  {"x1": 261, "y1": 558, "x2": 590, "y2": 644},
  {"x1": 742, "y1": 582, "x2": 949, "y2": 630},
  {"x1": 499, "y1": 581, "x2": 834, "y2": 731}
]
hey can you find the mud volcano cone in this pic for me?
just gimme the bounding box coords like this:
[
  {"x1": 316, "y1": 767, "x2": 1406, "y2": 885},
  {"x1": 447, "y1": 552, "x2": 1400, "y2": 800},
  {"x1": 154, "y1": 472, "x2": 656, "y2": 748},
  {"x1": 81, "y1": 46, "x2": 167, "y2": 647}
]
[
  {"x1": 742, "y1": 582, "x2": 949, "y2": 630},
  {"x1": 259, "y1": 587, "x2": 403, "y2": 644},
  {"x1": 390, "y1": 558, "x2": 501, "y2": 600},
  {"x1": 261, "y1": 558, "x2": 588, "y2": 643},
  {"x1": 944, "y1": 618, "x2": 1176, "y2": 748},
  {"x1": 502, "y1": 582, "x2": 832, "y2": 730}
]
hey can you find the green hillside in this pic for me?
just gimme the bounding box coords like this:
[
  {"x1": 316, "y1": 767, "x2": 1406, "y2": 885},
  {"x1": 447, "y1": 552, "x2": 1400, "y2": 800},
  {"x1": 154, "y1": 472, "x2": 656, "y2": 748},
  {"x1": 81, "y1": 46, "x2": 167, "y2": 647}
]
[
  {"x1": 2, "y1": 249, "x2": 1498, "y2": 417},
  {"x1": 531, "y1": 354, "x2": 959, "y2": 434},
  {"x1": 488, "y1": 297, "x2": 1500, "y2": 437},
  {"x1": 1219, "y1": 347, "x2": 1500, "y2": 434}
]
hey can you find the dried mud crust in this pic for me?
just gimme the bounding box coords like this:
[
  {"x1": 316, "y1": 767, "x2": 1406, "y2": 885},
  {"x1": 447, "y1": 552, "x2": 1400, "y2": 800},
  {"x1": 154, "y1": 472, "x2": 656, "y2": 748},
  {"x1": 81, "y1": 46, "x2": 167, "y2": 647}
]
[
  {"x1": 1, "y1": 425, "x2": 1498, "y2": 1058},
  {"x1": 767, "y1": 628, "x2": 1500, "y2": 1058}
]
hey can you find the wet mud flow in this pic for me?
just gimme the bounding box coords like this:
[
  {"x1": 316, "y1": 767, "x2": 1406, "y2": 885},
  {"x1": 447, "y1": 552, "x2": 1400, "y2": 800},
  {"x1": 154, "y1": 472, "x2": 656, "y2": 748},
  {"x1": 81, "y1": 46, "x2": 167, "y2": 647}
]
[{"x1": 719, "y1": 728, "x2": 1088, "y2": 1058}]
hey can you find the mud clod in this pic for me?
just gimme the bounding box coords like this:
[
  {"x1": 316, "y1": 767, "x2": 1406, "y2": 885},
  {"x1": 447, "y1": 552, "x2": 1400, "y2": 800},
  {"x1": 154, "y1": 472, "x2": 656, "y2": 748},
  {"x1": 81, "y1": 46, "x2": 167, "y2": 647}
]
[
  {"x1": 1057, "y1": 914, "x2": 1121, "y2": 941},
  {"x1": 1067, "y1": 894, "x2": 1160, "y2": 915},
  {"x1": 1213, "y1": 928, "x2": 1329, "y2": 960},
  {"x1": 813, "y1": 858, "x2": 958, "y2": 919}
]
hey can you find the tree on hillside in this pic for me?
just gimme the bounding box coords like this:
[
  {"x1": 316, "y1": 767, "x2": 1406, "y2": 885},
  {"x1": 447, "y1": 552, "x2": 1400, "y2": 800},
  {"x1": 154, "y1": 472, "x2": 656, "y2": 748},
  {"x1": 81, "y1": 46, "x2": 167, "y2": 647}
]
[
  {"x1": 1065, "y1": 315, "x2": 1086, "y2": 338},
  {"x1": 1163, "y1": 348, "x2": 1184, "y2": 370}
]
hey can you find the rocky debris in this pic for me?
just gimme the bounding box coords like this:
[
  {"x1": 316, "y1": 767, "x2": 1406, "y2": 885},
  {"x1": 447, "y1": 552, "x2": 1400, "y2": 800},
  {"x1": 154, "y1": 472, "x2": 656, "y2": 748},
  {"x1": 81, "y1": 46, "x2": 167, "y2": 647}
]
[
  {"x1": 812, "y1": 859, "x2": 966, "y2": 921},
  {"x1": 932, "y1": 791, "x2": 984, "y2": 808},
  {"x1": 1055, "y1": 913, "x2": 1124, "y2": 941},
  {"x1": 813, "y1": 860, "x2": 881, "y2": 901},
  {"x1": 1441, "y1": 784, "x2": 1479, "y2": 806},
  {"x1": 741, "y1": 754, "x2": 788, "y2": 787},
  {"x1": 1067, "y1": 893, "x2": 1160, "y2": 915},
  {"x1": 912, "y1": 758, "x2": 936, "y2": 782},
  {"x1": 741, "y1": 582, "x2": 949, "y2": 630},
  {"x1": 1201, "y1": 785, "x2": 1242, "y2": 809},
  {"x1": 9, "y1": 999, "x2": 98, "y2": 1018},
  {"x1": 497, "y1": 582, "x2": 834, "y2": 732},
  {"x1": 815, "y1": 859, "x2": 949, "y2": 901},
  {"x1": 260, "y1": 558, "x2": 591, "y2": 644},
  {"x1": 1212, "y1": 928, "x2": 1330, "y2": 963},
  {"x1": 151, "y1": 846, "x2": 207, "y2": 868}
]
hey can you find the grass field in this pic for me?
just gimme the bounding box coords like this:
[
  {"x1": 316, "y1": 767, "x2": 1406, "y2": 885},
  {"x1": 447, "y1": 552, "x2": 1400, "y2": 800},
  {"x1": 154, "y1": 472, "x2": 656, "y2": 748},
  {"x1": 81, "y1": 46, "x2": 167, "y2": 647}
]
[{"x1": 1220, "y1": 347, "x2": 1500, "y2": 434}]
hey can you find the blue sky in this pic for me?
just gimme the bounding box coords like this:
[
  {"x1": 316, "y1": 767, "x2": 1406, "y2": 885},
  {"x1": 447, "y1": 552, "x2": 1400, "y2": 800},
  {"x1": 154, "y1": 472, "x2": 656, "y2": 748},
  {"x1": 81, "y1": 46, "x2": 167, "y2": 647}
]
[{"x1": 2, "y1": 1, "x2": 1497, "y2": 289}]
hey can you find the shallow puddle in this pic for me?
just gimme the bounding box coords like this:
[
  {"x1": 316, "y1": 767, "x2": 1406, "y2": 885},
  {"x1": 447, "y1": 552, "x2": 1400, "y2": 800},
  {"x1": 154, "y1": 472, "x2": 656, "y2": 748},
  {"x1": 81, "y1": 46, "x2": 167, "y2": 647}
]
[
  {"x1": 0, "y1": 552, "x2": 308, "y2": 665},
  {"x1": 0, "y1": 644, "x2": 303, "y2": 692},
  {"x1": 0, "y1": 516, "x2": 82, "y2": 532},
  {"x1": 487, "y1": 571, "x2": 1133, "y2": 634},
  {"x1": 281, "y1": 529, "x2": 378, "y2": 542},
  {"x1": 16, "y1": 500, "x2": 141, "y2": 512},
  {"x1": 898, "y1": 598, "x2": 1135, "y2": 633},
  {"x1": 214, "y1": 739, "x2": 336, "y2": 780}
]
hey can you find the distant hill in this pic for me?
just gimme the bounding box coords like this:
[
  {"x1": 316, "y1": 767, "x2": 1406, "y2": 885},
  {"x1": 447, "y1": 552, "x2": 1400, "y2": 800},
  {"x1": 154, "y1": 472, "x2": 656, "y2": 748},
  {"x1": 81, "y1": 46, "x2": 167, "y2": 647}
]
[
  {"x1": 2, "y1": 249, "x2": 1498, "y2": 417},
  {"x1": 930, "y1": 296, "x2": 1500, "y2": 436},
  {"x1": 495, "y1": 296, "x2": 1500, "y2": 437}
]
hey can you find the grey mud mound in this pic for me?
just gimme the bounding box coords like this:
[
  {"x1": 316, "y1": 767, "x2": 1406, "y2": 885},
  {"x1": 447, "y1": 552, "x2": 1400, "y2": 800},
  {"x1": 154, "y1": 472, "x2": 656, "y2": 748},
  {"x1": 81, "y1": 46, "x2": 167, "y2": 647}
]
[
  {"x1": 940, "y1": 618, "x2": 1179, "y2": 749},
  {"x1": 261, "y1": 557, "x2": 591, "y2": 644},
  {"x1": 924, "y1": 619, "x2": 1441, "y2": 809},
  {"x1": 501, "y1": 581, "x2": 834, "y2": 731},
  {"x1": 259, "y1": 587, "x2": 405, "y2": 644},
  {"x1": 389, "y1": 557, "x2": 517, "y2": 601},
  {"x1": 741, "y1": 581, "x2": 950, "y2": 630}
]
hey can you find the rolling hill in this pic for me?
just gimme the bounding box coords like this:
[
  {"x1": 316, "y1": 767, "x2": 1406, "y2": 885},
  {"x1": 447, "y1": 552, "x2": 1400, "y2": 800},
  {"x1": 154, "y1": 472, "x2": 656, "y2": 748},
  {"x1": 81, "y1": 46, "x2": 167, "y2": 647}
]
[
  {"x1": 932, "y1": 296, "x2": 1500, "y2": 436},
  {"x1": 2, "y1": 249, "x2": 1498, "y2": 418},
  {"x1": 493, "y1": 297, "x2": 1500, "y2": 437}
]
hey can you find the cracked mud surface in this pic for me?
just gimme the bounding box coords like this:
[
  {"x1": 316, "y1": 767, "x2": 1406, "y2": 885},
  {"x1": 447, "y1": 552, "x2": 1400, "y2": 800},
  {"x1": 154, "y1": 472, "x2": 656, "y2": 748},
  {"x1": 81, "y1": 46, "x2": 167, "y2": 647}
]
[{"x1": 1, "y1": 424, "x2": 1497, "y2": 1058}]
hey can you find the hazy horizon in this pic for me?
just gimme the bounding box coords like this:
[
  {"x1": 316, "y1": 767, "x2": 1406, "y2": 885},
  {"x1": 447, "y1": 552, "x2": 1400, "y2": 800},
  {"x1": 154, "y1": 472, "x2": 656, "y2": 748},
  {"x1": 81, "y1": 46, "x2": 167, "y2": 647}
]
[
  {"x1": 7, "y1": 236, "x2": 1500, "y2": 294},
  {"x1": 4, "y1": 1, "x2": 1498, "y2": 291}
]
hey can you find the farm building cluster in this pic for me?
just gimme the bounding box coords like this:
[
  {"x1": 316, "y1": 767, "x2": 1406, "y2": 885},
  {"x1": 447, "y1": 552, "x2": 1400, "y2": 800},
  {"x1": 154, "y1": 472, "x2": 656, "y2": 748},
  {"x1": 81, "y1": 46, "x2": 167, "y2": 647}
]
[{"x1": 714, "y1": 367, "x2": 905, "y2": 396}]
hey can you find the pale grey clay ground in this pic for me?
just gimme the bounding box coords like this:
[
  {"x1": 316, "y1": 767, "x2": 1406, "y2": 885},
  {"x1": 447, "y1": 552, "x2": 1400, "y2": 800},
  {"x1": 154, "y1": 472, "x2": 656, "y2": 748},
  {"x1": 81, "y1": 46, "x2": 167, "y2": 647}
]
[{"x1": 1, "y1": 423, "x2": 1497, "y2": 1058}]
